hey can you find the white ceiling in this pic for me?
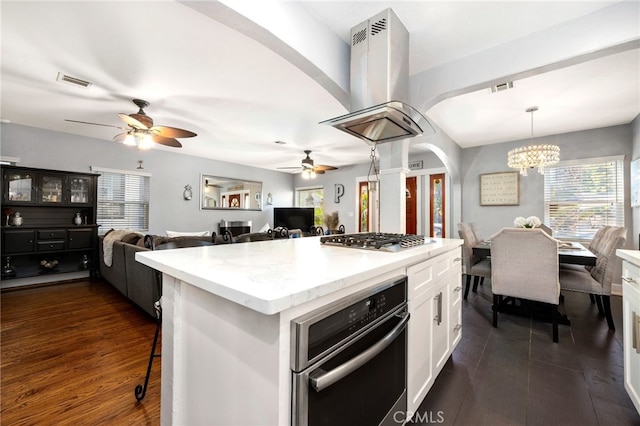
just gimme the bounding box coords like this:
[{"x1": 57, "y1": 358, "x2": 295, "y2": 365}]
[{"x1": 1, "y1": 1, "x2": 638, "y2": 172}]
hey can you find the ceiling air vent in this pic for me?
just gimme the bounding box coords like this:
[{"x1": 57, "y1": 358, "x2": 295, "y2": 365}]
[
  {"x1": 56, "y1": 72, "x2": 93, "y2": 89},
  {"x1": 490, "y1": 81, "x2": 514, "y2": 93}
]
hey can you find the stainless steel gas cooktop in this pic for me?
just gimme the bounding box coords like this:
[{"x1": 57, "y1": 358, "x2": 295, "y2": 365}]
[{"x1": 319, "y1": 233, "x2": 433, "y2": 252}]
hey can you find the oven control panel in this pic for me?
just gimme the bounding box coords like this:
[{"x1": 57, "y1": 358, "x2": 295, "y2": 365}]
[{"x1": 291, "y1": 276, "x2": 407, "y2": 371}]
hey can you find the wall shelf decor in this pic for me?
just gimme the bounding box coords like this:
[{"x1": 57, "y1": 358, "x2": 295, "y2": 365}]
[{"x1": 480, "y1": 172, "x2": 520, "y2": 206}]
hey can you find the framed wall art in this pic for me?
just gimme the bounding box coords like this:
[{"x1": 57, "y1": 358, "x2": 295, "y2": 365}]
[{"x1": 480, "y1": 172, "x2": 520, "y2": 206}]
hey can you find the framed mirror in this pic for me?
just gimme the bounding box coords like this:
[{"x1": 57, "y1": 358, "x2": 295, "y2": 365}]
[{"x1": 200, "y1": 174, "x2": 263, "y2": 211}]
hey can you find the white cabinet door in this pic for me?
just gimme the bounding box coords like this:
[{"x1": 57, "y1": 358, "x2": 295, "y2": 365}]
[
  {"x1": 407, "y1": 281, "x2": 436, "y2": 413},
  {"x1": 406, "y1": 248, "x2": 462, "y2": 413},
  {"x1": 622, "y1": 260, "x2": 640, "y2": 414}
]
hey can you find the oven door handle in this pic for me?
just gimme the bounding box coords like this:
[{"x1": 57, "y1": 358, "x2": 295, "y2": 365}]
[{"x1": 309, "y1": 311, "x2": 410, "y2": 392}]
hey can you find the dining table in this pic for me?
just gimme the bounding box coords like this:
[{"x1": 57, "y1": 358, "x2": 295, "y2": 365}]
[{"x1": 472, "y1": 240, "x2": 597, "y2": 266}]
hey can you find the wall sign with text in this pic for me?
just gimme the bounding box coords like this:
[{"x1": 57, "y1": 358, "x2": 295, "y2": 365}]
[{"x1": 480, "y1": 172, "x2": 520, "y2": 206}]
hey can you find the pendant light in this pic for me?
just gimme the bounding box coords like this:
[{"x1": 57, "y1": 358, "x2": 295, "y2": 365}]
[{"x1": 507, "y1": 107, "x2": 560, "y2": 176}]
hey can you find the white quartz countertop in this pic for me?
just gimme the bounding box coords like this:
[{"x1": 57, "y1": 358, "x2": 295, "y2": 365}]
[
  {"x1": 136, "y1": 236, "x2": 462, "y2": 315},
  {"x1": 617, "y1": 249, "x2": 640, "y2": 266}
]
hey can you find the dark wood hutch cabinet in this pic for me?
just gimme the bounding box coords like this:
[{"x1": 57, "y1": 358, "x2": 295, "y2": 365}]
[{"x1": 1, "y1": 165, "x2": 99, "y2": 280}]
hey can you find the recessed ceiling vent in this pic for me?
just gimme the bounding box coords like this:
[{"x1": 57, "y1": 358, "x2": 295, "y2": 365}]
[
  {"x1": 490, "y1": 81, "x2": 514, "y2": 93},
  {"x1": 56, "y1": 72, "x2": 93, "y2": 89}
]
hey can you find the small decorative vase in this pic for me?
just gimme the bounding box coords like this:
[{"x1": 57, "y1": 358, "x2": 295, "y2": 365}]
[
  {"x1": 9, "y1": 213, "x2": 22, "y2": 226},
  {"x1": 74, "y1": 213, "x2": 82, "y2": 225},
  {"x1": 79, "y1": 254, "x2": 90, "y2": 270}
]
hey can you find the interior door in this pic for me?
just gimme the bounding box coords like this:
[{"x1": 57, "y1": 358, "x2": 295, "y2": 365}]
[
  {"x1": 430, "y1": 174, "x2": 445, "y2": 238},
  {"x1": 406, "y1": 177, "x2": 417, "y2": 235}
]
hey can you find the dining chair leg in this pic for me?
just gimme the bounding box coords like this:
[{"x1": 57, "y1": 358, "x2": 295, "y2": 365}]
[
  {"x1": 492, "y1": 294, "x2": 499, "y2": 327},
  {"x1": 594, "y1": 294, "x2": 604, "y2": 316},
  {"x1": 551, "y1": 304, "x2": 559, "y2": 343},
  {"x1": 472, "y1": 275, "x2": 481, "y2": 293},
  {"x1": 479, "y1": 277, "x2": 484, "y2": 286},
  {"x1": 602, "y1": 295, "x2": 615, "y2": 330},
  {"x1": 589, "y1": 293, "x2": 596, "y2": 304},
  {"x1": 464, "y1": 275, "x2": 472, "y2": 300}
]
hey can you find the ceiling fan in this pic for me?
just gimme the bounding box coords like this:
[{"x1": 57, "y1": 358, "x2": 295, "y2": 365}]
[
  {"x1": 278, "y1": 150, "x2": 338, "y2": 178},
  {"x1": 65, "y1": 99, "x2": 197, "y2": 148}
]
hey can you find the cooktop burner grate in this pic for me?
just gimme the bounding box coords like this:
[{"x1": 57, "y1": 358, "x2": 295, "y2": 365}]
[{"x1": 320, "y1": 233, "x2": 426, "y2": 251}]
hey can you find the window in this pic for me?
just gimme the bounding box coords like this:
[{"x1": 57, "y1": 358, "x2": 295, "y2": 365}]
[
  {"x1": 544, "y1": 156, "x2": 624, "y2": 240},
  {"x1": 295, "y1": 186, "x2": 324, "y2": 226},
  {"x1": 92, "y1": 166, "x2": 150, "y2": 234}
]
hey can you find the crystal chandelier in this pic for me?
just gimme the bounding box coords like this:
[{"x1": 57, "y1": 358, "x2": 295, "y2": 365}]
[{"x1": 507, "y1": 107, "x2": 560, "y2": 176}]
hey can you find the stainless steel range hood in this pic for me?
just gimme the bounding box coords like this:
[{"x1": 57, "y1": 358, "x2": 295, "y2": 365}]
[{"x1": 321, "y1": 9, "x2": 434, "y2": 144}]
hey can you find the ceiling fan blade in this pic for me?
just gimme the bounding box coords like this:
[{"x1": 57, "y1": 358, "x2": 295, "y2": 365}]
[
  {"x1": 118, "y1": 113, "x2": 148, "y2": 130},
  {"x1": 277, "y1": 166, "x2": 302, "y2": 170},
  {"x1": 65, "y1": 119, "x2": 124, "y2": 129},
  {"x1": 112, "y1": 133, "x2": 128, "y2": 142},
  {"x1": 315, "y1": 165, "x2": 338, "y2": 171},
  {"x1": 315, "y1": 170, "x2": 326, "y2": 174},
  {"x1": 150, "y1": 125, "x2": 197, "y2": 138},
  {"x1": 151, "y1": 134, "x2": 182, "y2": 148}
]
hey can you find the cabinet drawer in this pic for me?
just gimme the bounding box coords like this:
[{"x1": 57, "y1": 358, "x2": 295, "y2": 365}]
[
  {"x1": 67, "y1": 229, "x2": 92, "y2": 249},
  {"x1": 2, "y1": 230, "x2": 35, "y2": 254},
  {"x1": 37, "y1": 240, "x2": 65, "y2": 251},
  {"x1": 38, "y1": 229, "x2": 67, "y2": 240},
  {"x1": 407, "y1": 248, "x2": 462, "y2": 300}
]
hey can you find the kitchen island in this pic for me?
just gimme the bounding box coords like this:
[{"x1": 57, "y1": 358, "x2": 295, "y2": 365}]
[{"x1": 136, "y1": 235, "x2": 463, "y2": 425}]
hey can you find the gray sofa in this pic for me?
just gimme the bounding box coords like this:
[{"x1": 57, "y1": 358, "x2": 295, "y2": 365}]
[{"x1": 98, "y1": 232, "x2": 225, "y2": 317}]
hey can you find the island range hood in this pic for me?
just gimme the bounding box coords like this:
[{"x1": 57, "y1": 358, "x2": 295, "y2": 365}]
[{"x1": 321, "y1": 9, "x2": 434, "y2": 144}]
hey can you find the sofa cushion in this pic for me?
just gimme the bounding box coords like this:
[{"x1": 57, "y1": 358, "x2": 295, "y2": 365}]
[{"x1": 121, "y1": 232, "x2": 142, "y2": 245}]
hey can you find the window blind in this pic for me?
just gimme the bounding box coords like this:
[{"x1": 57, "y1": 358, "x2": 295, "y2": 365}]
[
  {"x1": 93, "y1": 167, "x2": 150, "y2": 234},
  {"x1": 544, "y1": 157, "x2": 624, "y2": 240}
]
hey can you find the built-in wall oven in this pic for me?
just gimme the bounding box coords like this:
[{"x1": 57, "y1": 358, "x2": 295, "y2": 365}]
[{"x1": 291, "y1": 276, "x2": 409, "y2": 426}]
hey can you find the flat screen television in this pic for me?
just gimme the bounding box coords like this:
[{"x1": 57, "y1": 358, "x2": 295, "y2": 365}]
[{"x1": 273, "y1": 207, "x2": 315, "y2": 232}]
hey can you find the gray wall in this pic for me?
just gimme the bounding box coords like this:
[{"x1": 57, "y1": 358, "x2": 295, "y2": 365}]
[
  {"x1": 0, "y1": 123, "x2": 294, "y2": 235},
  {"x1": 2, "y1": 121, "x2": 637, "y2": 243},
  {"x1": 631, "y1": 115, "x2": 640, "y2": 249},
  {"x1": 461, "y1": 124, "x2": 634, "y2": 243}
]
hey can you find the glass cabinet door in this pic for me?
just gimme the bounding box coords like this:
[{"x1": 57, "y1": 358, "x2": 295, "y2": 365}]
[
  {"x1": 5, "y1": 172, "x2": 35, "y2": 203},
  {"x1": 39, "y1": 174, "x2": 64, "y2": 204},
  {"x1": 69, "y1": 176, "x2": 91, "y2": 204}
]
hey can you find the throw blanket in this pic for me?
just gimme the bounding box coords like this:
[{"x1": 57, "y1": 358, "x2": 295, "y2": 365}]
[{"x1": 103, "y1": 230, "x2": 143, "y2": 267}]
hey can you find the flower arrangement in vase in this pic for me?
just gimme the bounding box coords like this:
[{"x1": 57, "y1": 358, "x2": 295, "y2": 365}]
[{"x1": 514, "y1": 216, "x2": 541, "y2": 229}]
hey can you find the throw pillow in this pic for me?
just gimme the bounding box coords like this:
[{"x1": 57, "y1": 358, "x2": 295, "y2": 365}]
[{"x1": 166, "y1": 230, "x2": 210, "y2": 237}]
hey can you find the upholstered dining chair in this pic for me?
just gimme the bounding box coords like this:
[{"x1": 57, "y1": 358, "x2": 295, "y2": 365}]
[
  {"x1": 491, "y1": 228, "x2": 560, "y2": 342},
  {"x1": 457, "y1": 222, "x2": 491, "y2": 300},
  {"x1": 134, "y1": 238, "x2": 215, "y2": 401},
  {"x1": 536, "y1": 223, "x2": 553, "y2": 236},
  {"x1": 558, "y1": 226, "x2": 626, "y2": 330}
]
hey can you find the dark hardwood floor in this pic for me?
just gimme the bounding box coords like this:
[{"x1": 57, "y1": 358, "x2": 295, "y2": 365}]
[
  {"x1": 416, "y1": 279, "x2": 640, "y2": 426},
  {"x1": 2, "y1": 277, "x2": 640, "y2": 425},
  {"x1": 1, "y1": 279, "x2": 160, "y2": 425}
]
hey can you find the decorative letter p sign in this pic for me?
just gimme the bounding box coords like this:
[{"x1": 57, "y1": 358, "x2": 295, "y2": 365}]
[{"x1": 334, "y1": 183, "x2": 345, "y2": 203}]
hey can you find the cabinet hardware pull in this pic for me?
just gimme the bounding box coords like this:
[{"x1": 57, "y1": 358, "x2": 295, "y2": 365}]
[
  {"x1": 434, "y1": 292, "x2": 443, "y2": 325},
  {"x1": 634, "y1": 311, "x2": 640, "y2": 354},
  {"x1": 453, "y1": 257, "x2": 462, "y2": 262},
  {"x1": 622, "y1": 276, "x2": 637, "y2": 284},
  {"x1": 454, "y1": 286, "x2": 462, "y2": 292},
  {"x1": 454, "y1": 324, "x2": 462, "y2": 332}
]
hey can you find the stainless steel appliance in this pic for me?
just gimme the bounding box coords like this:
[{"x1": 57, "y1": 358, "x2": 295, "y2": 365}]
[
  {"x1": 291, "y1": 276, "x2": 409, "y2": 426},
  {"x1": 320, "y1": 9, "x2": 434, "y2": 144},
  {"x1": 320, "y1": 232, "x2": 431, "y2": 252}
]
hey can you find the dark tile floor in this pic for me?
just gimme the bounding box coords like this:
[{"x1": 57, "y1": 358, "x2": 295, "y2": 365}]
[{"x1": 415, "y1": 278, "x2": 640, "y2": 425}]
